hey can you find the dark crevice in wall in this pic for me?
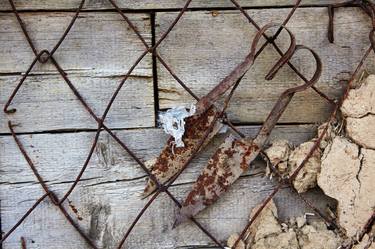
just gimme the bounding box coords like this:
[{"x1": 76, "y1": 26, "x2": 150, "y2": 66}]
[{"x1": 150, "y1": 11, "x2": 160, "y2": 127}]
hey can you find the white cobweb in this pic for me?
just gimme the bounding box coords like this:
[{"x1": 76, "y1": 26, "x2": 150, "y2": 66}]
[{"x1": 159, "y1": 104, "x2": 196, "y2": 148}]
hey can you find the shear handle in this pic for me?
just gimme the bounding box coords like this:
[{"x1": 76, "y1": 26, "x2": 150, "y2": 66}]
[
  {"x1": 196, "y1": 23, "x2": 296, "y2": 114},
  {"x1": 254, "y1": 44, "x2": 322, "y2": 146}
]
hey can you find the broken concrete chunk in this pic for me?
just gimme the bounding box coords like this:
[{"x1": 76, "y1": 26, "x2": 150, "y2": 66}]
[
  {"x1": 298, "y1": 221, "x2": 341, "y2": 249},
  {"x1": 232, "y1": 200, "x2": 341, "y2": 249},
  {"x1": 252, "y1": 230, "x2": 299, "y2": 249},
  {"x1": 296, "y1": 216, "x2": 306, "y2": 228},
  {"x1": 355, "y1": 148, "x2": 375, "y2": 234},
  {"x1": 264, "y1": 139, "x2": 322, "y2": 193},
  {"x1": 341, "y1": 75, "x2": 375, "y2": 118},
  {"x1": 318, "y1": 136, "x2": 360, "y2": 237},
  {"x1": 248, "y1": 75, "x2": 375, "y2": 244},
  {"x1": 346, "y1": 115, "x2": 375, "y2": 149},
  {"x1": 318, "y1": 136, "x2": 375, "y2": 237},
  {"x1": 264, "y1": 140, "x2": 291, "y2": 166},
  {"x1": 264, "y1": 140, "x2": 291, "y2": 175},
  {"x1": 227, "y1": 233, "x2": 246, "y2": 249},
  {"x1": 246, "y1": 200, "x2": 299, "y2": 249},
  {"x1": 288, "y1": 141, "x2": 321, "y2": 193},
  {"x1": 247, "y1": 200, "x2": 282, "y2": 242}
]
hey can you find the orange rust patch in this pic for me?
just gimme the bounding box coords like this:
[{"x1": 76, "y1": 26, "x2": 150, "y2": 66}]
[
  {"x1": 143, "y1": 106, "x2": 220, "y2": 196},
  {"x1": 68, "y1": 200, "x2": 83, "y2": 221}
]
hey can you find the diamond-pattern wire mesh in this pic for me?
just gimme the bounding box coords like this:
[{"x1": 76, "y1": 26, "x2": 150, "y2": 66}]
[{"x1": 0, "y1": 0, "x2": 374, "y2": 248}]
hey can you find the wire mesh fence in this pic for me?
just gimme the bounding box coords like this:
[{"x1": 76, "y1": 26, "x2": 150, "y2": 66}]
[{"x1": 1, "y1": 0, "x2": 375, "y2": 248}]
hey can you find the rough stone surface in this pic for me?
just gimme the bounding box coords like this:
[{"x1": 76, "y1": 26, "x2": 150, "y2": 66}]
[
  {"x1": 252, "y1": 230, "x2": 299, "y2": 249},
  {"x1": 235, "y1": 75, "x2": 375, "y2": 248},
  {"x1": 346, "y1": 115, "x2": 375, "y2": 149},
  {"x1": 264, "y1": 139, "x2": 322, "y2": 193},
  {"x1": 318, "y1": 136, "x2": 375, "y2": 237},
  {"x1": 234, "y1": 200, "x2": 341, "y2": 249},
  {"x1": 264, "y1": 140, "x2": 291, "y2": 176},
  {"x1": 288, "y1": 141, "x2": 322, "y2": 193},
  {"x1": 352, "y1": 234, "x2": 375, "y2": 249},
  {"x1": 246, "y1": 200, "x2": 299, "y2": 249},
  {"x1": 341, "y1": 75, "x2": 375, "y2": 118},
  {"x1": 227, "y1": 233, "x2": 246, "y2": 249},
  {"x1": 264, "y1": 140, "x2": 291, "y2": 167},
  {"x1": 341, "y1": 75, "x2": 375, "y2": 149},
  {"x1": 247, "y1": 200, "x2": 282, "y2": 242},
  {"x1": 298, "y1": 221, "x2": 341, "y2": 249}
]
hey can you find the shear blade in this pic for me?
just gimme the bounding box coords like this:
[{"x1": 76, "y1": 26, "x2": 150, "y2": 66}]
[
  {"x1": 142, "y1": 106, "x2": 223, "y2": 198},
  {"x1": 174, "y1": 135, "x2": 260, "y2": 226}
]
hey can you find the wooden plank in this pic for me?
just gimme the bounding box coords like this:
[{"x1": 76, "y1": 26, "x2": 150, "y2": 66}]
[
  {"x1": 0, "y1": 1, "x2": 340, "y2": 11},
  {"x1": 0, "y1": 125, "x2": 336, "y2": 248},
  {"x1": 0, "y1": 12, "x2": 154, "y2": 131},
  {"x1": 156, "y1": 7, "x2": 375, "y2": 124},
  {"x1": 0, "y1": 12, "x2": 152, "y2": 76},
  {"x1": 0, "y1": 74, "x2": 154, "y2": 132}
]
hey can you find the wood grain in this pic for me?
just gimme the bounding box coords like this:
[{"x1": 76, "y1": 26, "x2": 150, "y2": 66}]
[
  {"x1": 0, "y1": 12, "x2": 152, "y2": 76},
  {"x1": 0, "y1": 0, "x2": 340, "y2": 11},
  {"x1": 0, "y1": 74, "x2": 154, "y2": 132},
  {"x1": 0, "y1": 12, "x2": 154, "y2": 132},
  {"x1": 0, "y1": 125, "x2": 336, "y2": 249},
  {"x1": 156, "y1": 7, "x2": 375, "y2": 124}
]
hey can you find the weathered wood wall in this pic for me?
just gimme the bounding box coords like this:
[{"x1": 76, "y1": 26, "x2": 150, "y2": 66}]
[{"x1": 0, "y1": 1, "x2": 373, "y2": 249}]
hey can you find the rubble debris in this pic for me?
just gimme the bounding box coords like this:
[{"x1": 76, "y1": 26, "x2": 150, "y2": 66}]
[
  {"x1": 296, "y1": 216, "x2": 306, "y2": 228},
  {"x1": 246, "y1": 200, "x2": 300, "y2": 249},
  {"x1": 159, "y1": 105, "x2": 196, "y2": 148},
  {"x1": 264, "y1": 140, "x2": 291, "y2": 175},
  {"x1": 251, "y1": 230, "x2": 299, "y2": 249},
  {"x1": 288, "y1": 141, "x2": 321, "y2": 193},
  {"x1": 264, "y1": 140, "x2": 321, "y2": 193},
  {"x1": 318, "y1": 136, "x2": 375, "y2": 237},
  {"x1": 297, "y1": 221, "x2": 341, "y2": 249},
  {"x1": 247, "y1": 200, "x2": 282, "y2": 243},
  {"x1": 316, "y1": 75, "x2": 375, "y2": 238},
  {"x1": 227, "y1": 200, "x2": 341, "y2": 249},
  {"x1": 260, "y1": 75, "x2": 375, "y2": 244},
  {"x1": 263, "y1": 122, "x2": 335, "y2": 194}
]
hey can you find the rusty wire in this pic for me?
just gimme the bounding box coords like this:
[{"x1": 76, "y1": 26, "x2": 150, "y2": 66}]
[{"x1": 1, "y1": 0, "x2": 374, "y2": 248}]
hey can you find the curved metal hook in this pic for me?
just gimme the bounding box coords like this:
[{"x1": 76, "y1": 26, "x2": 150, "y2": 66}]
[
  {"x1": 4, "y1": 50, "x2": 50, "y2": 114},
  {"x1": 3, "y1": 0, "x2": 85, "y2": 114},
  {"x1": 195, "y1": 23, "x2": 296, "y2": 114},
  {"x1": 251, "y1": 23, "x2": 297, "y2": 81},
  {"x1": 255, "y1": 44, "x2": 322, "y2": 145},
  {"x1": 282, "y1": 44, "x2": 322, "y2": 95}
]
